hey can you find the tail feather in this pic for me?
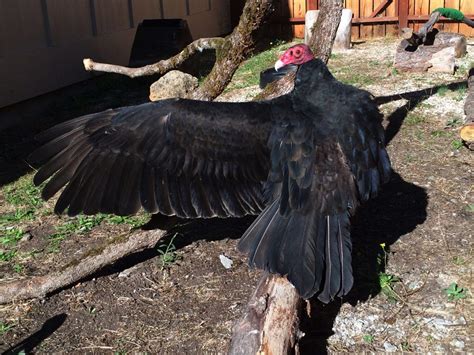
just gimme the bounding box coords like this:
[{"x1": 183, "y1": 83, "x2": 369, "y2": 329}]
[{"x1": 239, "y1": 202, "x2": 353, "y2": 302}]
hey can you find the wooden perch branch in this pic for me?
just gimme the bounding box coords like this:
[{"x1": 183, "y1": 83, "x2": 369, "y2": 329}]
[
  {"x1": 229, "y1": 274, "x2": 302, "y2": 354},
  {"x1": 0, "y1": 229, "x2": 166, "y2": 304},
  {"x1": 83, "y1": 37, "x2": 225, "y2": 78}
]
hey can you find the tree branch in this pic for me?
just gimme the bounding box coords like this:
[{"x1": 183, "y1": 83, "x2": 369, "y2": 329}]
[
  {"x1": 83, "y1": 37, "x2": 225, "y2": 78},
  {"x1": 308, "y1": 0, "x2": 343, "y2": 64},
  {"x1": 0, "y1": 229, "x2": 166, "y2": 304}
]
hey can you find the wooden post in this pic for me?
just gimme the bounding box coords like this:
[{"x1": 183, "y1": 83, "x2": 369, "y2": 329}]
[{"x1": 398, "y1": 0, "x2": 409, "y2": 34}]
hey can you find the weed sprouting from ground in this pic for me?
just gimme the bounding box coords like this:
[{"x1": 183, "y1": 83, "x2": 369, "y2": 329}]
[
  {"x1": 0, "y1": 322, "x2": 13, "y2": 336},
  {"x1": 444, "y1": 283, "x2": 468, "y2": 301},
  {"x1": 451, "y1": 139, "x2": 464, "y2": 150},
  {"x1": 157, "y1": 234, "x2": 181, "y2": 270},
  {"x1": 363, "y1": 334, "x2": 375, "y2": 344}
]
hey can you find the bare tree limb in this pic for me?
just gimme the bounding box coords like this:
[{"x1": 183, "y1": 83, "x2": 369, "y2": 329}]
[
  {"x1": 83, "y1": 38, "x2": 225, "y2": 78},
  {"x1": 0, "y1": 229, "x2": 166, "y2": 304}
]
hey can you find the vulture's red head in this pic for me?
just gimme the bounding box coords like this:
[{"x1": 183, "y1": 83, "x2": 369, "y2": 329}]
[{"x1": 275, "y1": 44, "x2": 314, "y2": 71}]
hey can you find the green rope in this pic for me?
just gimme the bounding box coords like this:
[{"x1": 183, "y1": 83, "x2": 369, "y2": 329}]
[{"x1": 432, "y1": 7, "x2": 465, "y2": 22}]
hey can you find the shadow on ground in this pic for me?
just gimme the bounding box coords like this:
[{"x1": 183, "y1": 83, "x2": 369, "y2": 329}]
[{"x1": 3, "y1": 314, "x2": 67, "y2": 355}]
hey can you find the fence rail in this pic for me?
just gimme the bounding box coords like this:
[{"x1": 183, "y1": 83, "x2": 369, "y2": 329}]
[{"x1": 281, "y1": 0, "x2": 474, "y2": 38}]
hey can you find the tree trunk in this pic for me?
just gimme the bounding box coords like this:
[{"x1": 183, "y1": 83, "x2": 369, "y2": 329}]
[
  {"x1": 190, "y1": 0, "x2": 273, "y2": 100},
  {"x1": 307, "y1": 0, "x2": 343, "y2": 64}
]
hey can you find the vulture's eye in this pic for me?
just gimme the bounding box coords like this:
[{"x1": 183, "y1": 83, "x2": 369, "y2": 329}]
[{"x1": 295, "y1": 49, "x2": 302, "y2": 56}]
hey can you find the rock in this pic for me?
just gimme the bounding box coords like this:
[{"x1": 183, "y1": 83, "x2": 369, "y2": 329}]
[
  {"x1": 20, "y1": 233, "x2": 32, "y2": 242},
  {"x1": 149, "y1": 70, "x2": 198, "y2": 101},
  {"x1": 383, "y1": 342, "x2": 398, "y2": 352},
  {"x1": 450, "y1": 339, "x2": 465, "y2": 349},
  {"x1": 219, "y1": 254, "x2": 233, "y2": 269},
  {"x1": 394, "y1": 32, "x2": 466, "y2": 73},
  {"x1": 428, "y1": 47, "x2": 455, "y2": 73},
  {"x1": 305, "y1": 9, "x2": 352, "y2": 51}
]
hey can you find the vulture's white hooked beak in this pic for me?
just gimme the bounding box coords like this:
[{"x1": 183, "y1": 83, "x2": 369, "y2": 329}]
[{"x1": 274, "y1": 59, "x2": 285, "y2": 71}]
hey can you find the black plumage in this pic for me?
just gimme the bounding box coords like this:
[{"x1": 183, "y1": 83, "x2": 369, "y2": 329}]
[{"x1": 29, "y1": 54, "x2": 391, "y2": 302}]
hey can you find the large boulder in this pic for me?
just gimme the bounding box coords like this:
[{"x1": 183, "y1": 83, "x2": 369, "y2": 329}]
[{"x1": 149, "y1": 70, "x2": 199, "y2": 101}]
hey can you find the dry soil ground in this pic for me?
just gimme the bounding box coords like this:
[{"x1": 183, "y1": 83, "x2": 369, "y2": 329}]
[{"x1": 0, "y1": 37, "x2": 472, "y2": 353}]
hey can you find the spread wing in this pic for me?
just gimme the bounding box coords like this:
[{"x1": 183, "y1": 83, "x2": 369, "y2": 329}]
[
  {"x1": 29, "y1": 98, "x2": 273, "y2": 217},
  {"x1": 239, "y1": 81, "x2": 391, "y2": 302}
]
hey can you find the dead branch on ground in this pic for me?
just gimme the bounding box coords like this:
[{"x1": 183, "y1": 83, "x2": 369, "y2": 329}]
[{"x1": 0, "y1": 229, "x2": 166, "y2": 304}]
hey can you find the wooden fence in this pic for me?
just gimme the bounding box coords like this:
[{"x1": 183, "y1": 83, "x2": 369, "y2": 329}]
[{"x1": 281, "y1": 0, "x2": 474, "y2": 38}]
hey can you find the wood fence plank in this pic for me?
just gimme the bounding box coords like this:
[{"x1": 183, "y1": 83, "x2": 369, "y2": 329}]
[
  {"x1": 430, "y1": 0, "x2": 445, "y2": 30},
  {"x1": 444, "y1": 0, "x2": 460, "y2": 34},
  {"x1": 294, "y1": 0, "x2": 306, "y2": 38},
  {"x1": 386, "y1": 0, "x2": 398, "y2": 35},
  {"x1": 460, "y1": 0, "x2": 474, "y2": 36},
  {"x1": 346, "y1": 0, "x2": 361, "y2": 39},
  {"x1": 373, "y1": 0, "x2": 386, "y2": 36},
  {"x1": 288, "y1": 0, "x2": 295, "y2": 38},
  {"x1": 361, "y1": 0, "x2": 374, "y2": 37}
]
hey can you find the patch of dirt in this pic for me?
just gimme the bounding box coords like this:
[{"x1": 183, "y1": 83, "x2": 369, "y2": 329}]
[{"x1": 1, "y1": 37, "x2": 473, "y2": 353}]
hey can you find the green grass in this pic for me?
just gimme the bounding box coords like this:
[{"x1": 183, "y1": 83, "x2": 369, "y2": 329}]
[
  {"x1": 104, "y1": 214, "x2": 150, "y2": 228},
  {"x1": 226, "y1": 41, "x2": 290, "y2": 91},
  {"x1": 47, "y1": 213, "x2": 150, "y2": 252},
  {"x1": 1, "y1": 227, "x2": 24, "y2": 246},
  {"x1": 338, "y1": 72, "x2": 375, "y2": 86},
  {"x1": 3, "y1": 175, "x2": 42, "y2": 209},
  {"x1": 436, "y1": 85, "x2": 449, "y2": 97},
  {"x1": 0, "y1": 250, "x2": 17, "y2": 262},
  {"x1": 47, "y1": 215, "x2": 107, "y2": 252},
  {"x1": 405, "y1": 112, "x2": 426, "y2": 126}
]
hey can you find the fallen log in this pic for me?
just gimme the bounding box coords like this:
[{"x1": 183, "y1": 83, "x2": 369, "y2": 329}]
[
  {"x1": 461, "y1": 68, "x2": 474, "y2": 149},
  {"x1": 0, "y1": 229, "x2": 166, "y2": 304},
  {"x1": 229, "y1": 274, "x2": 302, "y2": 355}
]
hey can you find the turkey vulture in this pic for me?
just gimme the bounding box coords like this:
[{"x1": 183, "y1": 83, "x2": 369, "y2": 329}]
[{"x1": 29, "y1": 44, "x2": 391, "y2": 302}]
